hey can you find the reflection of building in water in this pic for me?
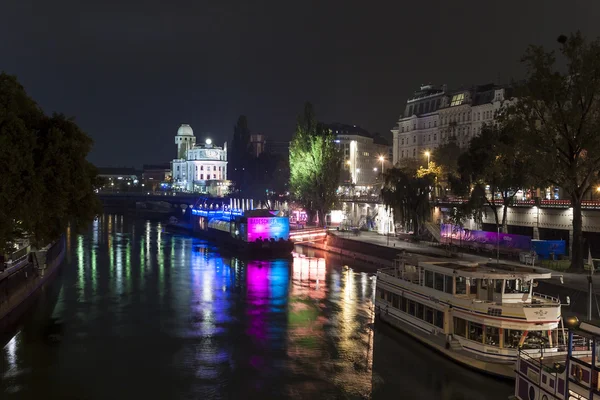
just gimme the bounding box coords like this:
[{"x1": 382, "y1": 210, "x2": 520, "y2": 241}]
[{"x1": 291, "y1": 256, "x2": 326, "y2": 299}]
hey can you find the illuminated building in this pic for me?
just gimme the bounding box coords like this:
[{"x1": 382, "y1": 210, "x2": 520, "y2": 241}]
[
  {"x1": 326, "y1": 123, "x2": 390, "y2": 190},
  {"x1": 171, "y1": 124, "x2": 230, "y2": 196},
  {"x1": 391, "y1": 83, "x2": 514, "y2": 165}
]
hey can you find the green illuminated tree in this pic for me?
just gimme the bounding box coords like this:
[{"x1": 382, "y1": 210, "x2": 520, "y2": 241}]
[
  {"x1": 512, "y1": 32, "x2": 600, "y2": 272},
  {"x1": 289, "y1": 102, "x2": 341, "y2": 226}
]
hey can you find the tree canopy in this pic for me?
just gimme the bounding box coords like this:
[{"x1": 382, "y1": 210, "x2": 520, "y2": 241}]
[
  {"x1": 382, "y1": 163, "x2": 435, "y2": 235},
  {"x1": 458, "y1": 117, "x2": 536, "y2": 232},
  {"x1": 511, "y1": 32, "x2": 600, "y2": 271},
  {"x1": 0, "y1": 72, "x2": 101, "y2": 253},
  {"x1": 289, "y1": 102, "x2": 341, "y2": 226}
]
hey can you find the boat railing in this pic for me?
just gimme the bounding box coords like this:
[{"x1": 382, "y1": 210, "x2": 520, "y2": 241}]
[{"x1": 532, "y1": 292, "x2": 561, "y2": 304}]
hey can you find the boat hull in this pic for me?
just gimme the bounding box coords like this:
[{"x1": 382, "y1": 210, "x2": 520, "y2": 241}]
[{"x1": 376, "y1": 308, "x2": 515, "y2": 379}]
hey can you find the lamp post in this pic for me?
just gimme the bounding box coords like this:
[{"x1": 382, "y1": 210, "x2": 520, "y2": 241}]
[
  {"x1": 424, "y1": 151, "x2": 431, "y2": 168},
  {"x1": 379, "y1": 156, "x2": 385, "y2": 174},
  {"x1": 496, "y1": 225, "x2": 500, "y2": 264}
]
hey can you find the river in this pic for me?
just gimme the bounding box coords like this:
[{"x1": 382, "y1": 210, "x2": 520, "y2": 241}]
[{"x1": 1, "y1": 214, "x2": 512, "y2": 399}]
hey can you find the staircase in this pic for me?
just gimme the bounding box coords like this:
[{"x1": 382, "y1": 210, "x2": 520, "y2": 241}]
[
  {"x1": 449, "y1": 338, "x2": 463, "y2": 351},
  {"x1": 424, "y1": 221, "x2": 441, "y2": 242}
]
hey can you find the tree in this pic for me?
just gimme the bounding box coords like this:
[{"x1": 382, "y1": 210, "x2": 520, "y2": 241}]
[
  {"x1": 229, "y1": 115, "x2": 252, "y2": 193},
  {"x1": 0, "y1": 73, "x2": 100, "y2": 252},
  {"x1": 512, "y1": 32, "x2": 600, "y2": 272},
  {"x1": 433, "y1": 136, "x2": 463, "y2": 197},
  {"x1": 289, "y1": 102, "x2": 341, "y2": 226},
  {"x1": 381, "y1": 165, "x2": 435, "y2": 235},
  {"x1": 458, "y1": 118, "x2": 535, "y2": 233}
]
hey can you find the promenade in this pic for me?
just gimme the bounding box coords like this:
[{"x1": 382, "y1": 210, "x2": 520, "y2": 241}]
[{"x1": 329, "y1": 230, "x2": 600, "y2": 319}]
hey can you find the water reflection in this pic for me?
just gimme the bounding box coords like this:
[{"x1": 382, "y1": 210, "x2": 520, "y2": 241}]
[{"x1": 1, "y1": 216, "x2": 512, "y2": 399}]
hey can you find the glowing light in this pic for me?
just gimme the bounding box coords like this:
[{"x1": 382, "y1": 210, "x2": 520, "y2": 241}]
[
  {"x1": 206, "y1": 138, "x2": 212, "y2": 145},
  {"x1": 378, "y1": 156, "x2": 385, "y2": 162},
  {"x1": 246, "y1": 217, "x2": 290, "y2": 242}
]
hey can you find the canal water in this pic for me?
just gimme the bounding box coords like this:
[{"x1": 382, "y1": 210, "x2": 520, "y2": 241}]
[{"x1": 1, "y1": 214, "x2": 512, "y2": 399}]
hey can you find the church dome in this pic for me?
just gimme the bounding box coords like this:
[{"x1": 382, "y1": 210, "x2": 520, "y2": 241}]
[{"x1": 177, "y1": 124, "x2": 194, "y2": 136}]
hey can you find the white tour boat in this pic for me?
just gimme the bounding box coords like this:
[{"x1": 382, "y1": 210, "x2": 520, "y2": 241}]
[{"x1": 375, "y1": 256, "x2": 567, "y2": 378}]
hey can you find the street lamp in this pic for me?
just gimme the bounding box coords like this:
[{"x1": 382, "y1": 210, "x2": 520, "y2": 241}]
[
  {"x1": 379, "y1": 156, "x2": 385, "y2": 174},
  {"x1": 424, "y1": 151, "x2": 431, "y2": 167}
]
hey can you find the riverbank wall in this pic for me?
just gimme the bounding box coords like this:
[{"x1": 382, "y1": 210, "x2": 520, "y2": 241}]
[
  {"x1": 0, "y1": 236, "x2": 66, "y2": 331},
  {"x1": 302, "y1": 233, "x2": 599, "y2": 321}
]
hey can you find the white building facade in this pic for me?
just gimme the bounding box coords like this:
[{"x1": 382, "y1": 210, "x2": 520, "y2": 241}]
[
  {"x1": 171, "y1": 124, "x2": 229, "y2": 196},
  {"x1": 391, "y1": 84, "x2": 513, "y2": 165},
  {"x1": 328, "y1": 123, "x2": 390, "y2": 190}
]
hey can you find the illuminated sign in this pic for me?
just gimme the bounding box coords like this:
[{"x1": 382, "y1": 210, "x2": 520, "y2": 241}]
[{"x1": 247, "y1": 217, "x2": 290, "y2": 242}]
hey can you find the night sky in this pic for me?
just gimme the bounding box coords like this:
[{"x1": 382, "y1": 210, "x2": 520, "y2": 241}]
[{"x1": 2, "y1": 0, "x2": 600, "y2": 168}]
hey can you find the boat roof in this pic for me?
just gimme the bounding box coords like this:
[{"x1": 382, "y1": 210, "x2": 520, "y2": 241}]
[{"x1": 413, "y1": 261, "x2": 553, "y2": 280}]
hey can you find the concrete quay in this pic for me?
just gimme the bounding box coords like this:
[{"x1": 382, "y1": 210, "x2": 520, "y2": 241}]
[{"x1": 304, "y1": 231, "x2": 600, "y2": 321}]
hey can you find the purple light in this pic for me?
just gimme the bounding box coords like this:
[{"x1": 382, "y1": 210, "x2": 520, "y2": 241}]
[{"x1": 246, "y1": 217, "x2": 290, "y2": 242}]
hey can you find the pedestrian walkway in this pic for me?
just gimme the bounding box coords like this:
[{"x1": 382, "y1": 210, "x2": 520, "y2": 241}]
[{"x1": 330, "y1": 230, "x2": 600, "y2": 298}]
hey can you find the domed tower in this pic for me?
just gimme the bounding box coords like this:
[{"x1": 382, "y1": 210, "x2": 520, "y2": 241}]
[{"x1": 175, "y1": 124, "x2": 196, "y2": 159}]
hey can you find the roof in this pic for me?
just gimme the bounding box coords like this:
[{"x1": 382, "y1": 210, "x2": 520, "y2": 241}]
[
  {"x1": 419, "y1": 261, "x2": 553, "y2": 280},
  {"x1": 177, "y1": 124, "x2": 194, "y2": 136}
]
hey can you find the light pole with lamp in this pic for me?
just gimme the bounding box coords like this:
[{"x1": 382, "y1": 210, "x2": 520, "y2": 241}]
[
  {"x1": 379, "y1": 156, "x2": 385, "y2": 174},
  {"x1": 424, "y1": 151, "x2": 431, "y2": 168}
]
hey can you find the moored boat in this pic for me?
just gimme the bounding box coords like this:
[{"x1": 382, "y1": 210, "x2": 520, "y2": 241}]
[
  {"x1": 375, "y1": 256, "x2": 568, "y2": 379},
  {"x1": 188, "y1": 207, "x2": 294, "y2": 258},
  {"x1": 512, "y1": 317, "x2": 595, "y2": 400}
]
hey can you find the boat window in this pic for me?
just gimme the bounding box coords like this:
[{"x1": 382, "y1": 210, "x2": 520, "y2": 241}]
[
  {"x1": 468, "y1": 321, "x2": 484, "y2": 343},
  {"x1": 494, "y1": 280, "x2": 504, "y2": 294},
  {"x1": 408, "y1": 300, "x2": 416, "y2": 316},
  {"x1": 435, "y1": 310, "x2": 444, "y2": 329},
  {"x1": 379, "y1": 289, "x2": 385, "y2": 300},
  {"x1": 456, "y1": 276, "x2": 467, "y2": 295},
  {"x1": 425, "y1": 270, "x2": 434, "y2": 288},
  {"x1": 417, "y1": 303, "x2": 424, "y2": 319},
  {"x1": 444, "y1": 275, "x2": 453, "y2": 294},
  {"x1": 434, "y1": 273, "x2": 444, "y2": 291},
  {"x1": 453, "y1": 317, "x2": 467, "y2": 338},
  {"x1": 469, "y1": 278, "x2": 478, "y2": 295},
  {"x1": 485, "y1": 326, "x2": 500, "y2": 346},
  {"x1": 401, "y1": 296, "x2": 407, "y2": 312},
  {"x1": 424, "y1": 307, "x2": 434, "y2": 324},
  {"x1": 386, "y1": 291, "x2": 392, "y2": 302},
  {"x1": 392, "y1": 294, "x2": 399, "y2": 308},
  {"x1": 504, "y1": 329, "x2": 523, "y2": 349}
]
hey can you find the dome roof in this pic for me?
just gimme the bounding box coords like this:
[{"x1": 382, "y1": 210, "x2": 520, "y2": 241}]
[{"x1": 177, "y1": 124, "x2": 194, "y2": 136}]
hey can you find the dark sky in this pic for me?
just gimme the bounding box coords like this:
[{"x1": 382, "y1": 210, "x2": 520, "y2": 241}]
[{"x1": 2, "y1": 0, "x2": 600, "y2": 168}]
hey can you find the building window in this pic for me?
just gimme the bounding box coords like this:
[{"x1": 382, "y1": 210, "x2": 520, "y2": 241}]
[
  {"x1": 213, "y1": 166, "x2": 216, "y2": 171},
  {"x1": 213, "y1": 174, "x2": 216, "y2": 179},
  {"x1": 413, "y1": 136, "x2": 416, "y2": 143},
  {"x1": 200, "y1": 174, "x2": 204, "y2": 180},
  {"x1": 413, "y1": 124, "x2": 416, "y2": 130},
  {"x1": 434, "y1": 121, "x2": 437, "y2": 127},
  {"x1": 428, "y1": 122, "x2": 431, "y2": 128},
  {"x1": 401, "y1": 150, "x2": 404, "y2": 158},
  {"x1": 450, "y1": 93, "x2": 465, "y2": 106},
  {"x1": 200, "y1": 166, "x2": 204, "y2": 170},
  {"x1": 401, "y1": 138, "x2": 404, "y2": 145},
  {"x1": 434, "y1": 133, "x2": 437, "y2": 141},
  {"x1": 468, "y1": 113, "x2": 471, "y2": 121},
  {"x1": 413, "y1": 148, "x2": 416, "y2": 157},
  {"x1": 401, "y1": 127, "x2": 404, "y2": 133},
  {"x1": 195, "y1": 165, "x2": 198, "y2": 171},
  {"x1": 428, "y1": 135, "x2": 431, "y2": 142}
]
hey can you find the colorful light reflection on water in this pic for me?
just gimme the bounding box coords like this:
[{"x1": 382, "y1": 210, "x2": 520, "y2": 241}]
[{"x1": 0, "y1": 216, "x2": 512, "y2": 400}]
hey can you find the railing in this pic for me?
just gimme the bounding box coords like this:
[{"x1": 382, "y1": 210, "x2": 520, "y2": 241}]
[
  {"x1": 437, "y1": 198, "x2": 600, "y2": 209},
  {"x1": 532, "y1": 292, "x2": 561, "y2": 304}
]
